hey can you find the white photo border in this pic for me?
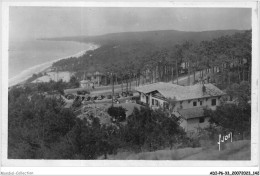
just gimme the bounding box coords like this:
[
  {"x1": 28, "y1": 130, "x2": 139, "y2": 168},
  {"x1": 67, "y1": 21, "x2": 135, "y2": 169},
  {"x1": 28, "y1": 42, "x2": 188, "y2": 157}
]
[{"x1": 1, "y1": 0, "x2": 259, "y2": 171}]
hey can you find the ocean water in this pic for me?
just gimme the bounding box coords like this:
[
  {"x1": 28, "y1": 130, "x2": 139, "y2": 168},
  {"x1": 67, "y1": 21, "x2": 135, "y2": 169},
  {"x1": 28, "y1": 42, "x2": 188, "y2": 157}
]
[{"x1": 8, "y1": 40, "x2": 98, "y2": 86}]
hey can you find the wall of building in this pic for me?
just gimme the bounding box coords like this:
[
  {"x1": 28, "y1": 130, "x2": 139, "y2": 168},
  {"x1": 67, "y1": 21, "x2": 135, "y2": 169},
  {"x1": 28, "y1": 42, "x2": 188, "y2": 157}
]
[
  {"x1": 80, "y1": 82, "x2": 94, "y2": 89},
  {"x1": 140, "y1": 92, "x2": 164, "y2": 107},
  {"x1": 150, "y1": 96, "x2": 165, "y2": 109},
  {"x1": 180, "y1": 117, "x2": 210, "y2": 133},
  {"x1": 140, "y1": 92, "x2": 147, "y2": 104},
  {"x1": 81, "y1": 83, "x2": 89, "y2": 88},
  {"x1": 140, "y1": 92, "x2": 221, "y2": 111},
  {"x1": 174, "y1": 97, "x2": 220, "y2": 111}
]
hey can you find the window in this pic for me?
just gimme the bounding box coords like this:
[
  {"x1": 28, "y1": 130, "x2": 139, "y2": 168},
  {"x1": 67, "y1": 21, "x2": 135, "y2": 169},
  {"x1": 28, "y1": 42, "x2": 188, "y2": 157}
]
[
  {"x1": 211, "y1": 99, "x2": 217, "y2": 106},
  {"x1": 152, "y1": 99, "x2": 155, "y2": 105},
  {"x1": 193, "y1": 101, "x2": 197, "y2": 107},
  {"x1": 155, "y1": 100, "x2": 159, "y2": 106},
  {"x1": 200, "y1": 101, "x2": 203, "y2": 106},
  {"x1": 199, "y1": 117, "x2": 205, "y2": 123}
]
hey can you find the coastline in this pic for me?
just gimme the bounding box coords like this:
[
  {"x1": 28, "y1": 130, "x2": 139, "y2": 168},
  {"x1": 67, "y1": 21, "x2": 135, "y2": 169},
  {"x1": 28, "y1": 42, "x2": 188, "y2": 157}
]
[{"x1": 9, "y1": 43, "x2": 99, "y2": 87}]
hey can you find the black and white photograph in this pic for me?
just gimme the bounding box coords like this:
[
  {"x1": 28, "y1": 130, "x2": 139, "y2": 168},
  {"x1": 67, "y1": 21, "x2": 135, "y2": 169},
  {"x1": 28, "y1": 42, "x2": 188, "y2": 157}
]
[{"x1": 1, "y1": 1, "x2": 259, "y2": 175}]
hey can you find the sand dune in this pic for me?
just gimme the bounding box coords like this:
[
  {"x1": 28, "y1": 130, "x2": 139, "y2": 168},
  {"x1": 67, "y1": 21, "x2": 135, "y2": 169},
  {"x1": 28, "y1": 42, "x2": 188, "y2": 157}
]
[{"x1": 32, "y1": 71, "x2": 74, "y2": 83}]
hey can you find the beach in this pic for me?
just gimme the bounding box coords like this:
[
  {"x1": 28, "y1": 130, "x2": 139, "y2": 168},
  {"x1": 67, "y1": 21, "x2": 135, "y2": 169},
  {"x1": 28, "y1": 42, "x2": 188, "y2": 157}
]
[
  {"x1": 8, "y1": 42, "x2": 99, "y2": 87},
  {"x1": 32, "y1": 72, "x2": 74, "y2": 83}
]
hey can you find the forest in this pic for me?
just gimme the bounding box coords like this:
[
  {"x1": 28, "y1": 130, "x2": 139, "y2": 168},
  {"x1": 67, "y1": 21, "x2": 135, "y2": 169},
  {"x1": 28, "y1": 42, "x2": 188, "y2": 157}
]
[{"x1": 52, "y1": 30, "x2": 251, "y2": 90}]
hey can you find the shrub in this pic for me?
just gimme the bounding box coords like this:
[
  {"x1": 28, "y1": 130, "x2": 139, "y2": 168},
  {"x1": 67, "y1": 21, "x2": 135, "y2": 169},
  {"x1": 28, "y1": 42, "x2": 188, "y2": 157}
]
[
  {"x1": 122, "y1": 107, "x2": 186, "y2": 151},
  {"x1": 107, "y1": 106, "x2": 127, "y2": 122},
  {"x1": 72, "y1": 99, "x2": 82, "y2": 108}
]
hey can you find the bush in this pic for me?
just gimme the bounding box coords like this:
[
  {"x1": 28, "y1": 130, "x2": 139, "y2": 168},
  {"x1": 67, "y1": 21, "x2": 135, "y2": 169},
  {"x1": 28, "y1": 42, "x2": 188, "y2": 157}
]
[
  {"x1": 69, "y1": 76, "x2": 80, "y2": 88},
  {"x1": 72, "y1": 99, "x2": 82, "y2": 109},
  {"x1": 205, "y1": 103, "x2": 251, "y2": 139},
  {"x1": 107, "y1": 106, "x2": 127, "y2": 122},
  {"x1": 121, "y1": 107, "x2": 186, "y2": 152}
]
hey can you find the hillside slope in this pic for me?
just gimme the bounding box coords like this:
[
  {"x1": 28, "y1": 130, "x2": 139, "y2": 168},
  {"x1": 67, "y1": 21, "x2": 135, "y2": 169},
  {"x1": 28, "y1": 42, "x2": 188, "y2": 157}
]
[
  {"x1": 43, "y1": 29, "x2": 244, "y2": 47},
  {"x1": 45, "y1": 29, "x2": 251, "y2": 86},
  {"x1": 103, "y1": 140, "x2": 250, "y2": 160}
]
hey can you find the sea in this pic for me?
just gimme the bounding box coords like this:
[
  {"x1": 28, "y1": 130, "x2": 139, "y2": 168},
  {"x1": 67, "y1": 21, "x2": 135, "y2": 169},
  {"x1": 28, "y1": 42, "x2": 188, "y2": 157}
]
[{"x1": 8, "y1": 39, "x2": 99, "y2": 87}]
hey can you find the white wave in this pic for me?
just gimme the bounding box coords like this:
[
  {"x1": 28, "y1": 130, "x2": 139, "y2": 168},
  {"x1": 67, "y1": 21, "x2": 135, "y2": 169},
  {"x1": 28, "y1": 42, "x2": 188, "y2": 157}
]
[{"x1": 9, "y1": 43, "x2": 99, "y2": 87}]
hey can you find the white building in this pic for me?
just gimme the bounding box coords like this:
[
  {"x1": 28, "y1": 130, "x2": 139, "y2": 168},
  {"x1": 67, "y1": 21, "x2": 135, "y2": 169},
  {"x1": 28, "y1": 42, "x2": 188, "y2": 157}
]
[
  {"x1": 135, "y1": 82, "x2": 225, "y2": 134},
  {"x1": 80, "y1": 80, "x2": 93, "y2": 89},
  {"x1": 85, "y1": 71, "x2": 102, "y2": 86}
]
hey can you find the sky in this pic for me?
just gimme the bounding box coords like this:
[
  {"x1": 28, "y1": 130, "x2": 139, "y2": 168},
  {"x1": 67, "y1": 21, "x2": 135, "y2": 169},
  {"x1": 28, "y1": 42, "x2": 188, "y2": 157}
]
[{"x1": 9, "y1": 7, "x2": 251, "y2": 41}]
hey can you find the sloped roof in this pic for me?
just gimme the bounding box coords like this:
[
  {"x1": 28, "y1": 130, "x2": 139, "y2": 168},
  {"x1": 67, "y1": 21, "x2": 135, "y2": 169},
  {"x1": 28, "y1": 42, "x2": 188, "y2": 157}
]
[
  {"x1": 178, "y1": 107, "x2": 205, "y2": 120},
  {"x1": 135, "y1": 82, "x2": 181, "y2": 94},
  {"x1": 135, "y1": 82, "x2": 225, "y2": 101}
]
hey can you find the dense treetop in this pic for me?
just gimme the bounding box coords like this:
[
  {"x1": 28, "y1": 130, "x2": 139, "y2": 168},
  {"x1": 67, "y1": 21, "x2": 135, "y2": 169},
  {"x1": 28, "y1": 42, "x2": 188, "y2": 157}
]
[
  {"x1": 52, "y1": 29, "x2": 248, "y2": 73},
  {"x1": 52, "y1": 30, "x2": 251, "y2": 90}
]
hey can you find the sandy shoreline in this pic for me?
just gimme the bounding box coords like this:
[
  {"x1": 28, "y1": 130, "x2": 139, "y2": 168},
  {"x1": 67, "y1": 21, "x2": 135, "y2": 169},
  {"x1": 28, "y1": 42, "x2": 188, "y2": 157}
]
[{"x1": 9, "y1": 43, "x2": 99, "y2": 87}]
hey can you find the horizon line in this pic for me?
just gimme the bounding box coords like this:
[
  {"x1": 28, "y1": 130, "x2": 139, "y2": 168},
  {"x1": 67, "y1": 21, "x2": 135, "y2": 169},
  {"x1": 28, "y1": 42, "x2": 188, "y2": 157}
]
[{"x1": 36, "y1": 28, "x2": 251, "y2": 40}]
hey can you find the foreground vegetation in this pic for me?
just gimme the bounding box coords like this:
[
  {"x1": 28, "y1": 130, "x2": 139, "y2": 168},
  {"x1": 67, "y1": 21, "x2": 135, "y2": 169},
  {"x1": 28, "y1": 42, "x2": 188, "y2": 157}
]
[
  {"x1": 8, "y1": 83, "x2": 189, "y2": 159},
  {"x1": 104, "y1": 140, "x2": 250, "y2": 160},
  {"x1": 8, "y1": 78, "x2": 251, "y2": 159}
]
